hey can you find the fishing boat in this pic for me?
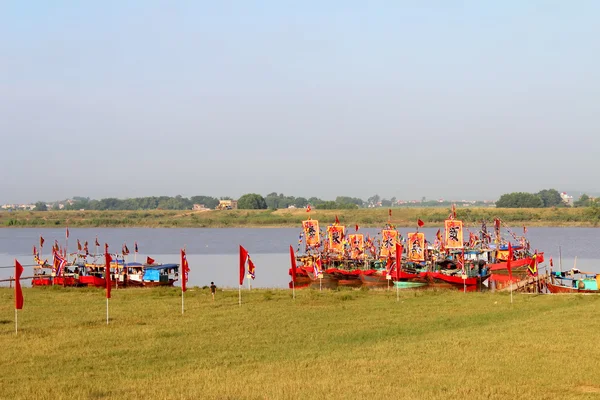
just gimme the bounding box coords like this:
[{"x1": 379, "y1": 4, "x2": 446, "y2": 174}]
[
  {"x1": 393, "y1": 281, "x2": 427, "y2": 289},
  {"x1": 546, "y1": 269, "x2": 600, "y2": 293},
  {"x1": 141, "y1": 263, "x2": 179, "y2": 287}
]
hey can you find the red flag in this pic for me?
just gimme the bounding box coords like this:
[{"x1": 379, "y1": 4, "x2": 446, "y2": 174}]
[
  {"x1": 239, "y1": 245, "x2": 248, "y2": 285},
  {"x1": 436, "y1": 229, "x2": 442, "y2": 242},
  {"x1": 105, "y1": 247, "x2": 112, "y2": 299},
  {"x1": 181, "y1": 249, "x2": 189, "y2": 292},
  {"x1": 355, "y1": 224, "x2": 359, "y2": 232},
  {"x1": 385, "y1": 256, "x2": 393, "y2": 275},
  {"x1": 388, "y1": 209, "x2": 392, "y2": 217},
  {"x1": 507, "y1": 242, "x2": 513, "y2": 282},
  {"x1": 122, "y1": 244, "x2": 130, "y2": 255},
  {"x1": 32, "y1": 245, "x2": 37, "y2": 256},
  {"x1": 40, "y1": 236, "x2": 45, "y2": 248},
  {"x1": 550, "y1": 257, "x2": 553, "y2": 267},
  {"x1": 306, "y1": 204, "x2": 311, "y2": 212},
  {"x1": 247, "y1": 256, "x2": 256, "y2": 280},
  {"x1": 77, "y1": 239, "x2": 82, "y2": 251},
  {"x1": 95, "y1": 237, "x2": 100, "y2": 247},
  {"x1": 451, "y1": 204, "x2": 457, "y2": 219},
  {"x1": 335, "y1": 215, "x2": 340, "y2": 225},
  {"x1": 15, "y1": 259, "x2": 24, "y2": 310},
  {"x1": 146, "y1": 256, "x2": 155, "y2": 265},
  {"x1": 395, "y1": 243, "x2": 403, "y2": 280},
  {"x1": 523, "y1": 226, "x2": 527, "y2": 235},
  {"x1": 66, "y1": 226, "x2": 69, "y2": 239},
  {"x1": 417, "y1": 219, "x2": 424, "y2": 227},
  {"x1": 134, "y1": 242, "x2": 138, "y2": 253},
  {"x1": 83, "y1": 241, "x2": 89, "y2": 254},
  {"x1": 289, "y1": 245, "x2": 297, "y2": 284}
]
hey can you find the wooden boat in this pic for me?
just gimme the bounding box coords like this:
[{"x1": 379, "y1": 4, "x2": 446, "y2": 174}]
[
  {"x1": 546, "y1": 269, "x2": 600, "y2": 294},
  {"x1": 393, "y1": 281, "x2": 427, "y2": 289}
]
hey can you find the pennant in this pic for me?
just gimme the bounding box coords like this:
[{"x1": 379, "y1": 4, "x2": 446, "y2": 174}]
[
  {"x1": 395, "y1": 244, "x2": 403, "y2": 280},
  {"x1": 313, "y1": 256, "x2": 322, "y2": 277},
  {"x1": 181, "y1": 249, "x2": 189, "y2": 292},
  {"x1": 15, "y1": 259, "x2": 24, "y2": 310},
  {"x1": 507, "y1": 242, "x2": 513, "y2": 282},
  {"x1": 53, "y1": 250, "x2": 67, "y2": 276},
  {"x1": 451, "y1": 204, "x2": 457, "y2": 219},
  {"x1": 54, "y1": 240, "x2": 59, "y2": 252},
  {"x1": 66, "y1": 226, "x2": 69, "y2": 239},
  {"x1": 355, "y1": 224, "x2": 359, "y2": 232},
  {"x1": 40, "y1": 236, "x2": 45, "y2": 248},
  {"x1": 388, "y1": 209, "x2": 392, "y2": 217},
  {"x1": 306, "y1": 204, "x2": 311, "y2": 213},
  {"x1": 247, "y1": 256, "x2": 256, "y2": 280},
  {"x1": 289, "y1": 245, "x2": 297, "y2": 283},
  {"x1": 528, "y1": 253, "x2": 538, "y2": 276},
  {"x1": 146, "y1": 256, "x2": 155, "y2": 265},
  {"x1": 32, "y1": 245, "x2": 37, "y2": 256},
  {"x1": 134, "y1": 242, "x2": 138, "y2": 253},
  {"x1": 83, "y1": 241, "x2": 89, "y2": 255},
  {"x1": 105, "y1": 247, "x2": 112, "y2": 299},
  {"x1": 436, "y1": 229, "x2": 442, "y2": 242},
  {"x1": 334, "y1": 215, "x2": 340, "y2": 225},
  {"x1": 417, "y1": 219, "x2": 424, "y2": 228},
  {"x1": 77, "y1": 239, "x2": 82, "y2": 251},
  {"x1": 523, "y1": 226, "x2": 527, "y2": 235},
  {"x1": 550, "y1": 257, "x2": 553, "y2": 267},
  {"x1": 95, "y1": 237, "x2": 100, "y2": 247},
  {"x1": 407, "y1": 232, "x2": 425, "y2": 262},
  {"x1": 122, "y1": 244, "x2": 130, "y2": 255},
  {"x1": 239, "y1": 245, "x2": 249, "y2": 285}
]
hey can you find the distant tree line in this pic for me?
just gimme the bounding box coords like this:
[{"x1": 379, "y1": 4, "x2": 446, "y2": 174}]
[{"x1": 495, "y1": 189, "x2": 597, "y2": 208}]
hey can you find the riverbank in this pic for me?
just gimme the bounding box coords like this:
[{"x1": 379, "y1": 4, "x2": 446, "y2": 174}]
[
  {"x1": 1, "y1": 288, "x2": 599, "y2": 399},
  {"x1": 2, "y1": 207, "x2": 600, "y2": 228}
]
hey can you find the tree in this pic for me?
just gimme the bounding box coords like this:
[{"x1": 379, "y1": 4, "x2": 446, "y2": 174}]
[
  {"x1": 34, "y1": 201, "x2": 47, "y2": 211},
  {"x1": 237, "y1": 193, "x2": 267, "y2": 209},
  {"x1": 536, "y1": 189, "x2": 563, "y2": 207},
  {"x1": 190, "y1": 196, "x2": 219, "y2": 209},
  {"x1": 367, "y1": 194, "x2": 380, "y2": 206},
  {"x1": 574, "y1": 194, "x2": 591, "y2": 208},
  {"x1": 294, "y1": 197, "x2": 308, "y2": 208},
  {"x1": 495, "y1": 192, "x2": 544, "y2": 208}
]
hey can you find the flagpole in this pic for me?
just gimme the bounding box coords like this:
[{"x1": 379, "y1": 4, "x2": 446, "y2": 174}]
[
  {"x1": 238, "y1": 284, "x2": 242, "y2": 306},
  {"x1": 106, "y1": 298, "x2": 109, "y2": 325},
  {"x1": 15, "y1": 309, "x2": 18, "y2": 335},
  {"x1": 396, "y1": 281, "x2": 399, "y2": 302},
  {"x1": 292, "y1": 281, "x2": 296, "y2": 300},
  {"x1": 319, "y1": 276, "x2": 322, "y2": 291},
  {"x1": 182, "y1": 289, "x2": 185, "y2": 315},
  {"x1": 510, "y1": 283, "x2": 513, "y2": 304}
]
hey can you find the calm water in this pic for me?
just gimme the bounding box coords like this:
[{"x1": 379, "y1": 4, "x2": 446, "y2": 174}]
[{"x1": 1, "y1": 227, "x2": 599, "y2": 288}]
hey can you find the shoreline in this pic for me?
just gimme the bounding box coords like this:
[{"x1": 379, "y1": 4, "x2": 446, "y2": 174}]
[{"x1": 2, "y1": 207, "x2": 599, "y2": 228}]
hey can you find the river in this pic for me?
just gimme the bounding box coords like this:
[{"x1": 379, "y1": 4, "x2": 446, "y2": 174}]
[{"x1": 1, "y1": 227, "x2": 599, "y2": 288}]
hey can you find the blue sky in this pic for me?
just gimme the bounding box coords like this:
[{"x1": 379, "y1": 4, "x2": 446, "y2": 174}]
[{"x1": 1, "y1": 1, "x2": 598, "y2": 203}]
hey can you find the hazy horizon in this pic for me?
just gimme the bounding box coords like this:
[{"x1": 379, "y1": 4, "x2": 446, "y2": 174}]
[{"x1": 2, "y1": 2, "x2": 599, "y2": 204}]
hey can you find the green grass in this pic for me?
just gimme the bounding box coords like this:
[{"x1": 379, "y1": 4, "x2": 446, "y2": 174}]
[
  {"x1": 1, "y1": 287, "x2": 600, "y2": 399},
  {"x1": 2, "y1": 207, "x2": 600, "y2": 228}
]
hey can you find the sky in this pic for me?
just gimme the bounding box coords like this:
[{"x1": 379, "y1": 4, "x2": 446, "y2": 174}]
[{"x1": 1, "y1": 1, "x2": 599, "y2": 203}]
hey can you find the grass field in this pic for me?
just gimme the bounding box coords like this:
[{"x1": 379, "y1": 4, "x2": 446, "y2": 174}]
[
  {"x1": 1, "y1": 287, "x2": 600, "y2": 399},
  {"x1": 3, "y1": 206, "x2": 600, "y2": 228}
]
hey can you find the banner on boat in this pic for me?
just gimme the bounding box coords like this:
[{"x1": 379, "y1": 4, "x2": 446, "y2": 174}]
[
  {"x1": 327, "y1": 225, "x2": 345, "y2": 254},
  {"x1": 407, "y1": 232, "x2": 425, "y2": 262},
  {"x1": 348, "y1": 234, "x2": 364, "y2": 259},
  {"x1": 302, "y1": 220, "x2": 320, "y2": 249},
  {"x1": 444, "y1": 219, "x2": 464, "y2": 249},
  {"x1": 380, "y1": 230, "x2": 399, "y2": 258}
]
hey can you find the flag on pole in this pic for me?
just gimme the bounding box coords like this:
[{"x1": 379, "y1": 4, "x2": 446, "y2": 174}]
[
  {"x1": 105, "y1": 246, "x2": 112, "y2": 299},
  {"x1": 147, "y1": 256, "x2": 155, "y2": 265},
  {"x1": 289, "y1": 245, "x2": 297, "y2": 284},
  {"x1": 77, "y1": 239, "x2": 82, "y2": 251},
  {"x1": 355, "y1": 224, "x2": 359, "y2": 232},
  {"x1": 388, "y1": 209, "x2": 392, "y2": 217},
  {"x1": 181, "y1": 249, "x2": 189, "y2": 292},
  {"x1": 66, "y1": 226, "x2": 69, "y2": 239},
  {"x1": 239, "y1": 245, "x2": 249, "y2": 285},
  {"x1": 33, "y1": 245, "x2": 37, "y2": 256},
  {"x1": 306, "y1": 204, "x2": 311, "y2": 212},
  {"x1": 134, "y1": 242, "x2": 138, "y2": 253},
  {"x1": 247, "y1": 256, "x2": 256, "y2": 280},
  {"x1": 122, "y1": 244, "x2": 130, "y2": 255},
  {"x1": 417, "y1": 219, "x2": 425, "y2": 227},
  {"x1": 550, "y1": 257, "x2": 553, "y2": 267},
  {"x1": 334, "y1": 215, "x2": 340, "y2": 225},
  {"x1": 527, "y1": 253, "x2": 538, "y2": 276},
  {"x1": 40, "y1": 236, "x2": 45, "y2": 248},
  {"x1": 84, "y1": 241, "x2": 89, "y2": 255},
  {"x1": 395, "y1": 243, "x2": 403, "y2": 280},
  {"x1": 95, "y1": 237, "x2": 100, "y2": 247},
  {"x1": 385, "y1": 256, "x2": 393, "y2": 276},
  {"x1": 15, "y1": 259, "x2": 24, "y2": 310},
  {"x1": 53, "y1": 250, "x2": 67, "y2": 276},
  {"x1": 507, "y1": 242, "x2": 513, "y2": 282}
]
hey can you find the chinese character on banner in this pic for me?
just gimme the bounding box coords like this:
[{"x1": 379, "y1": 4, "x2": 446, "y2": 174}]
[
  {"x1": 407, "y1": 232, "x2": 425, "y2": 262},
  {"x1": 380, "y1": 229, "x2": 399, "y2": 258},
  {"x1": 444, "y1": 219, "x2": 464, "y2": 249},
  {"x1": 302, "y1": 220, "x2": 320, "y2": 248}
]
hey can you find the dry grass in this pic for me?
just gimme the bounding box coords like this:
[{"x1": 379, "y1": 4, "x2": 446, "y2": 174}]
[
  {"x1": 1, "y1": 287, "x2": 600, "y2": 399},
  {"x1": 2, "y1": 206, "x2": 600, "y2": 228}
]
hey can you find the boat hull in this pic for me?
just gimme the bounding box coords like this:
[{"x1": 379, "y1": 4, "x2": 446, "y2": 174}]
[{"x1": 547, "y1": 282, "x2": 599, "y2": 294}]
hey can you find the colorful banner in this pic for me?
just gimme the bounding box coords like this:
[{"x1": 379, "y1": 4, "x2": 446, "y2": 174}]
[
  {"x1": 444, "y1": 219, "x2": 464, "y2": 249},
  {"x1": 380, "y1": 229, "x2": 399, "y2": 258},
  {"x1": 407, "y1": 232, "x2": 425, "y2": 262},
  {"x1": 302, "y1": 220, "x2": 320, "y2": 248},
  {"x1": 348, "y1": 234, "x2": 364, "y2": 259},
  {"x1": 327, "y1": 225, "x2": 345, "y2": 253}
]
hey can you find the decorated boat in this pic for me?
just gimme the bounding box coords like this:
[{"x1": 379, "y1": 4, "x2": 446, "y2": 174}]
[
  {"x1": 546, "y1": 269, "x2": 600, "y2": 293},
  {"x1": 141, "y1": 263, "x2": 180, "y2": 287}
]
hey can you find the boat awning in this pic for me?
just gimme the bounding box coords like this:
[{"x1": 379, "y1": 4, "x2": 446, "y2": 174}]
[{"x1": 144, "y1": 263, "x2": 179, "y2": 270}]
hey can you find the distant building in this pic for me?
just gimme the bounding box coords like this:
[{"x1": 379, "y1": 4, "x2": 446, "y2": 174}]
[
  {"x1": 216, "y1": 200, "x2": 238, "y2": 210},
  {"x1": 193, "y1": 204, "x2": 211, "y2": 211},
  {"x1": 560, "y1": 192, "x2": 574, "y2": 206}
]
